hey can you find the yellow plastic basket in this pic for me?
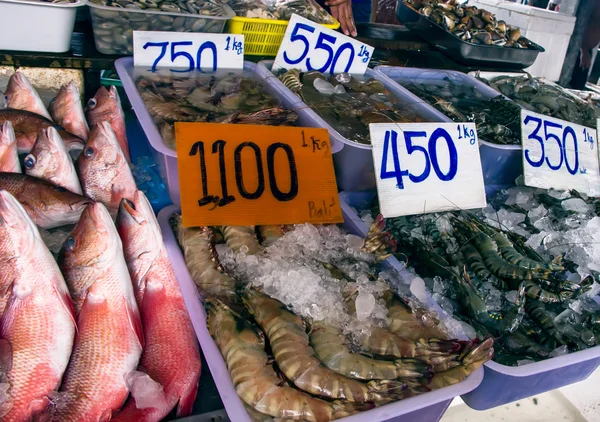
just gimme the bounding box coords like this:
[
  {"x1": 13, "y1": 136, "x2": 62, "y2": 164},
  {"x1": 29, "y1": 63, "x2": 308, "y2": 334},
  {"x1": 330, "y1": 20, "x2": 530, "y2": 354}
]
[{"x1": 227, "y1": 16, "x2": 340, "y2": 56}]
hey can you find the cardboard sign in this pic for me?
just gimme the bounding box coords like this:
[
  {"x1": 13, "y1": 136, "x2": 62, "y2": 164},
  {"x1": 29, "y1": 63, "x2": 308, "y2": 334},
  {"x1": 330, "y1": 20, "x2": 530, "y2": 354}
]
[
  {"x1": 370, "y1": 122, "x2": 486, "y2": 218},
  {"x1": 175, "y1": 122, "x2": 342, "y2": 227},
  {"x1": 272, "y1": 14, "x2": 373, "y2": 75},
  {"x1": 133, "y1": 31, "x2": 244, "y2": 72},
  {"x1": 521, "y1": 110, "x2": 600, "y2": 196}
]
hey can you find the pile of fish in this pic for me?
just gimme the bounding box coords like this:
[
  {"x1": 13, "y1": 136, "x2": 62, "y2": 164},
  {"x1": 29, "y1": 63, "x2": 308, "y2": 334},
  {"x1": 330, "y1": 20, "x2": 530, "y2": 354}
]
[
  {"x1": 135, "y1": 71, "x2": 298, "y2": 149},
  {"x1": 279, "y1": 69, "x2": 428, "y2": 145},
  {"x1": 481, "y1": 74, "x2": 600, "y2": 128},
  {"x1": 0, "y1": 72, "x2": 201, "y2": 421},
  {"x1": 363, "y1": 187, "x2": 600, "y2": 366},
  {"x1": 394, "y1": 75, "x2": 522, "y2": 145},
  {"x1": 172, "y1": 219, "x2": 493, "y2": 421},
  {"x1": 226, "y1": 0, "x2": 334, "y2": 22},
  {"x1": 89, "y1": 0, "x2": 229, "y2": 54},
  {"x1": 405, "y1": 0, "x2": 538, "y2": 49}
]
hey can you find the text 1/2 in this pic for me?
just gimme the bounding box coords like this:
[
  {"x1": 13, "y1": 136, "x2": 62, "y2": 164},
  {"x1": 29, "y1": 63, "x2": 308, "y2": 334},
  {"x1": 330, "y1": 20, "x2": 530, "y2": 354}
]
[
  {"x1": 189, "y1": 140, "x2": 299, "y2": 208},
  {"x1": 143, "y1": 40, "x2": 226, "y2": 72},
  {"x1": 380, "y1": 128, "x2": 459, "y2": 189},
  {"x1": 282, "y1": 23, "x2": 370, "y2": 74},
  {"x1": 523, "y1": 115, "x2": 590, "y2": 175}
]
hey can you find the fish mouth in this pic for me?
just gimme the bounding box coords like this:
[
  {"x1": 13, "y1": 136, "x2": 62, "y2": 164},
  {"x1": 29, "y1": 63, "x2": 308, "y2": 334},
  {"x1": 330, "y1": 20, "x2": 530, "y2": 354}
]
[
  {"x1": 84, "y1": 202, "x2": 114, "y2": 234},
  {"x1": 118, "y1": 196, "x2": 146, "y2": 226},
  {"x1": 0, "y1": 190, "x2": 36, "y2": 234},
  {"x1": 70, "y1": 198, "x2": 94, "y2": 212}
]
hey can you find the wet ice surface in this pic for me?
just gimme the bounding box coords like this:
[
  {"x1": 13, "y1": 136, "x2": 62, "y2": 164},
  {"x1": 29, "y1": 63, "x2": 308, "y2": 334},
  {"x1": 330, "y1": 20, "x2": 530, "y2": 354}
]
[
  {"x1": 219, "y1": 223, "x2": 458, "y2": 343},
  {"x1": 486, "y1": 186, "x2": 600, "y2": 277}
]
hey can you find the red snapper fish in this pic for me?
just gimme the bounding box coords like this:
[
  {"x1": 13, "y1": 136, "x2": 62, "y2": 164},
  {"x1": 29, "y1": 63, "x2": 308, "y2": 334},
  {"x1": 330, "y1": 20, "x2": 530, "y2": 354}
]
[
  {"x1": 86, "y1": 86, "x2": 130, "y2": 161},
  {"x1": 114, "y1": 191, "x2": 201, "y2": 421},
  {"x1": 54, "y1": 202, "x2": 143, "y2": 421},
  {"x1": 0, "y1": 190, "x2": 75, "y2": 421},
  {"x1": 4, "y1": 72, "x2": 52, "y2": 120}
]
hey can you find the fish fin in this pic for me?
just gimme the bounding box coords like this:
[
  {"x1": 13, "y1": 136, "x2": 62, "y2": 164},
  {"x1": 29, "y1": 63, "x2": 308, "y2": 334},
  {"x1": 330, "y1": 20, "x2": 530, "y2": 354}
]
[
  {"x1": 52, "y1": 278, "x2": 78, "y2": 334},
  {"x1": 99, "y1": 408, "x2": 113, "y2": 422},
  {"x1": 126, "y1": 297, "x2": 144, "y2": 350},
  {"x1": 176, "y1": 379, "x2": 199, "y2": 417},
  {"x1": 0, "y1": 339, "x2": 12, "y2": 377},
  {"x1": 125, "y1": 371, "x2": 168, "y2": 410}
]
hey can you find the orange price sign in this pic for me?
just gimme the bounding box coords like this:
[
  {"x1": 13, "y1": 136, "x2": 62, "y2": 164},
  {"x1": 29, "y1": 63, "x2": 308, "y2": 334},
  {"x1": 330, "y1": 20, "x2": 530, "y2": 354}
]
[{"x1": 175, "y1": 122, "x2": 343, "y2": 227}]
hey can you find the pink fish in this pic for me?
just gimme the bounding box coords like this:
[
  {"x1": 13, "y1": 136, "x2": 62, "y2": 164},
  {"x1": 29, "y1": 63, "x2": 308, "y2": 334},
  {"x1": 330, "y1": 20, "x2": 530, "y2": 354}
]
[
  {"x1": 54, "y1": 202, "x2": 143, "y2": 421},
  {"x1": 114, "y1": 191, "x2": 200, "y2": 421},
  {"x1": 0, "y1": 190, "x2": 75, "y2": 421},
  {"x1": 4, "y1": 72, "x2": 52, "y2": 120},
  {"x1": 86, "y1": 86, "x2": 130, "y2": 161},
  {"x1": 0, "y1": 122, "x2": 20, "y2": 173},
  {"x1": 49, "y1": 82, "x2": 90, "y2": 141}
]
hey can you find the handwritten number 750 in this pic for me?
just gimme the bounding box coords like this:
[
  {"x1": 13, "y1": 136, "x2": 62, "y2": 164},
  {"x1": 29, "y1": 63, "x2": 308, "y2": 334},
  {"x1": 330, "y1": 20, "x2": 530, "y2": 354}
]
[{"x1": 143, "y1": 40, "x2": 217, "y2": 72}]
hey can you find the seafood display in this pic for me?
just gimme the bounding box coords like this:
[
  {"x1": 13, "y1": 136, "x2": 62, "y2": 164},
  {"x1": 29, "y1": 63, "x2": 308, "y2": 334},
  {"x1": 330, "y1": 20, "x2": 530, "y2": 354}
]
[
  {"x1": 390, "y1": 73, "x2": 522, "y2": 145},
  {"x1": 135, "y1": 70, "x2": 298, "y2": 149},
  {"x1": 227, "y1": 0, "x2": 334, "y2": 23},
  {"x1": 173, "y1": 217, "x2": 493, "y2": 421},
  {"x1": 359, "y1": 186, "x2": 600, "y2": 366},
  {"x1": 88, "y1": 0, "x2": 230, "y2": 55},
  {"x1": 404, "y1": 0, "x2": 539, "y2": 50},
  {"x1": 480, "y1": 74, "x2": 600, "y2": 128},
  {"x1": 278, "y1": 69, "x2": 428, "y2": 145}
]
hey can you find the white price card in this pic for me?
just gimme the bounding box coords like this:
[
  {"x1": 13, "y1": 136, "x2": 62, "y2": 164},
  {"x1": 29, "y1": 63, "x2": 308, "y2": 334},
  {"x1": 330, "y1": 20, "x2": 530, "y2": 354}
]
[
  {"x1": 521, "y1": 110, "x2": 600, "y2": 196},
  {"x1": 133, "y1": 31, "x2": 244, "y2": 72},
  {"x1": 272, "y1": 14, "x2": 373, "y2": 75},
  {"x1": 370, "y1": 122, "x2": 486, "y2": 218}
]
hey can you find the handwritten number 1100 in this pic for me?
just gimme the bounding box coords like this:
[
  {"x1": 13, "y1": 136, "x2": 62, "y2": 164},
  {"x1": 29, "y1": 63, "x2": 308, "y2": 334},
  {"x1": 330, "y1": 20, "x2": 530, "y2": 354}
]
[
  {"x1": 143, "y1": 41, "x2": 217, "y2": 72},
  {"x1": 189, "y1": 140, "x2": 299, "y2": 208}
]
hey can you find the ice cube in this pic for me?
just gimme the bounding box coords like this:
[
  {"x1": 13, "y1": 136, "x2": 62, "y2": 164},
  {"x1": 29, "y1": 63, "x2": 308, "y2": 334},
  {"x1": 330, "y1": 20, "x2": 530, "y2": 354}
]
[
  {"x1": 550, "y1": 345, "x2": 569, "y2": 357},
  {"x1": 126, "y1": 371, "x2": 168, "y2": 410},
  {"x1": 562, "y1": 198, "x2": 593, "y2": 213},
  {"x1": 528, "y1": 204, "x2": 547, "y2": 222},
  {"x1": 346, "y1": 234, "x2": 364, "y2": 249},
  {"x1": 505, "y1": 290, "x2": 518, "y2": 303},
  {"x1": 515, "y1": 191, "x2": 532, "y2": 205},
  {"x1": 313, "y1": 78, "x2": 335, "y2": 95},
  {"x1": 355, "y1": 293, "x2": 376, "y2": 321},
  {"x1": 410, "y1": 276, "x2": 428, "y2": 303}
]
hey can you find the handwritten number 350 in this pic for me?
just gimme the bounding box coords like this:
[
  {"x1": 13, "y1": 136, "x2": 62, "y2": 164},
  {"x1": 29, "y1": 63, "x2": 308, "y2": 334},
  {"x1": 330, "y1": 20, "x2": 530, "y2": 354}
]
[{"x1": 189, "y1": 140, "x2": 299, "y2": 208}]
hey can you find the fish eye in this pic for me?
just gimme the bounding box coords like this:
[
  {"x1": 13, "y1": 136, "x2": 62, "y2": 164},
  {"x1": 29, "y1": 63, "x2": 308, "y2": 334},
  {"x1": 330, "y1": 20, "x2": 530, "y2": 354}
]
[
  {"x1": 64, "y1": 236, "x2": 76, "y2": 251},
  {"x1": 23, "y1": 154, "x2": 36, "y2": 169},
  {"x1": 55, "y1": 186, "x2": 67, "y2": 192},
  {"x1": 87, "y1": 98, "x2": 97, "y2": 109},
  {"x1": 84, "y1": 146, "x2": 94, "y2": 158}
]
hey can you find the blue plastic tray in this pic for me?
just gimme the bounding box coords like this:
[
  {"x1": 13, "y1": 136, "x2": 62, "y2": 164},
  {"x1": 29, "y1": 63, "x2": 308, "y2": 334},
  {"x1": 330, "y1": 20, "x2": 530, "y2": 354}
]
[
  {"x1": 373, "y1": 66, "x2": 523, "y2": 187},
  {"x1": 254, "y1": 61, "x2": 447, "y2": 192},
  {"x1": 341, "y1": 189, "x2": 600, "y2": 410}
]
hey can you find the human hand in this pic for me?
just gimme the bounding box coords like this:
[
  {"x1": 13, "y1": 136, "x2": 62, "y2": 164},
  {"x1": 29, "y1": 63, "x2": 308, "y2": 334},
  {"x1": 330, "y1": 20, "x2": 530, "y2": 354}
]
[
  {"x1": 581, "y1": 48, "x2": 592, "y2": 69},
  {"x1": 326, "y1": 0, "x2": 358, "y2": 37}
]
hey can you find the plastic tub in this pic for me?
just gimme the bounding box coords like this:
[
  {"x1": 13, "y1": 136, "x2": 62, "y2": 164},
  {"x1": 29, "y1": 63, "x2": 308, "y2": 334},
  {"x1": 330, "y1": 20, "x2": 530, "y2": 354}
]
[
  {"x1": 227, "y1": 16, "x2": 339, "y2": 56},
  {"x1": 88, "y1": 0, "x2": 234, "y2": 55},
  {"x1": 340, "y1": 189, "x2": 600, "y2": 411},
  {"x1": 157, "y1": 198, "x2": 484, "y2": 422},
  {"x1": 255, "y1": 60, "x2": 446, "y2": 191},
  {"x1": 374, "y1": 66, "x2": 523, "y2": 187},
  {"x1": 395, "y1": 1, "x2": 544, "y2": 69},
  {"x1": 115, "y1": 56, "x2": 338, "y2": 205},
  {"x1": 0, "y1": 0, "x2": 83, "y2": 53}
]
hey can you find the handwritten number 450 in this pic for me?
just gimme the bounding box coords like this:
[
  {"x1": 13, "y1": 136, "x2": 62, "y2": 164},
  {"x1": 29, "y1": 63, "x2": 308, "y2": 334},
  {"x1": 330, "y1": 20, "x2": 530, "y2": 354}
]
[
  {"x1": 380, "y1": 129, "x2": 458, "y2": 189},
  {"x1": 143, "y1": 41, "x2": 217, "y2": 72}
]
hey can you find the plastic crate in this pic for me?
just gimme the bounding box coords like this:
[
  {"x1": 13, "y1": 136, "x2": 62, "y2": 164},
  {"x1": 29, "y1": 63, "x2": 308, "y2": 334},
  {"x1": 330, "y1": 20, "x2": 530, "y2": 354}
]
[
  {"x1": 374, "y1": 66, "x2": 524, "y2": 187},
  {"x1": 115, "y1": 57, "x2": 337, "y2": 206},
  {"x1": 157, "y1": 197, "x2": 484, "y2": 422},
  {"x1": 340, "y1": 189, "x2": 600, "y2": 411},
  {"x1": 227, "y1": 16, "x2": 340, "y2": 56},
  {"x1": 254, "y1": 60, "x2": 446, "y2": 191}
]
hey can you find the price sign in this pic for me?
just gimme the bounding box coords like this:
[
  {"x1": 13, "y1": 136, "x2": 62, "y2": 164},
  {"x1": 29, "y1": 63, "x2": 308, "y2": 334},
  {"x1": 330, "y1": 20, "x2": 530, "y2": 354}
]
[
  {"x1": 272, "y1": 14, "x2": 373, "y2": 75},
  {"x1": 370, "y1": 122, "x2": 486, "y2": 218},
  {"x1": 175, "y1": 122, "x2": 342, "y2": 227},
  {"x1": 133, "y1": 31, "x2": 244, "y2": 72},
  {"x1": 521, "y1": 110, "x2": 600, "y2": 196}
]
